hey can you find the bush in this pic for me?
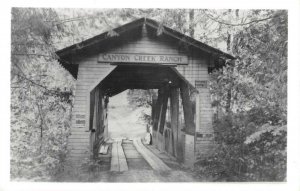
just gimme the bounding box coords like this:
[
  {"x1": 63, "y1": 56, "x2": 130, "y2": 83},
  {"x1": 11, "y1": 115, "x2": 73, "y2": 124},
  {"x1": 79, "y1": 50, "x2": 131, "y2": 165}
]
[{"x1": 195, "y1": 111, "x2": 286, "y2": 182}]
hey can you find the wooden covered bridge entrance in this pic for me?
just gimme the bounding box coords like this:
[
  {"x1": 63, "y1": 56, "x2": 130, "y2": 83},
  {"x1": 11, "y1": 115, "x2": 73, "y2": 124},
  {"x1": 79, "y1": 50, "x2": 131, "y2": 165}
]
[{"x1": 56, "y1": 18, "x2": 234, "y2": 170}]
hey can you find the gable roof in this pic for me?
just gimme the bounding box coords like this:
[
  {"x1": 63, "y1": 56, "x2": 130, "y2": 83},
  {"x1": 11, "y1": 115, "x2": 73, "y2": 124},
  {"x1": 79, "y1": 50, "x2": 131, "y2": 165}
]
[{"x1": 56, "y1": 17, "x2": 234, "y2": 78}]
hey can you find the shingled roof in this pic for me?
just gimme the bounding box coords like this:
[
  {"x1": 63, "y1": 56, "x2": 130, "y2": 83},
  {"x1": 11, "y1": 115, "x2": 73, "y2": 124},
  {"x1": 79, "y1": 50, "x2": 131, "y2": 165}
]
[{"x1": 56, "y1": 17, "x2": 234, "y2": 78}]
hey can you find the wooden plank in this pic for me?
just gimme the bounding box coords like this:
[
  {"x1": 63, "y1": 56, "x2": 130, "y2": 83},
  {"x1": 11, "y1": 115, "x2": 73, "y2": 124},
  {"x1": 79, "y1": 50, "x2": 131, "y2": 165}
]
[
  {"x1": 70, "y1": 128, "x2": 88, "y2": 132},
  {"x1": 74, "y1": 81, "x2": 101, "y2": 87},
  {"x1": 69, "y1": 145, "x2": 90, "y2": 150},
  {"x1": 78, "y1": 70, "x2": 111, "y2": 76},
  {"x1": 76, "y1": 76, "x2": 103, "y2": 81},
  {"x1": 110, "y1": 43, "x2": 181, "y2": 54},
  {"x1": 74, "y1": 97, "x2": 88, "y2": 102},
  {"x1": 120, "y1": 39, "x2": 180, "y2": 48},
  {"x1": 133, "y1": 138, "x2": 170, "y2": 171},
  {"x1": 68, "y1": 139, "x2": 89, "y2": 143},
  {"x1": 72, "y1": 108, "x2": 87, "y2": 113},
  {"x1": 119, "y1": 44, "x2": 181, "y2": 51},
  {"x1": 72, "y1": 109, "x2": 87, "y2": 115},
  {"x1": 69, "y1": 134, "x2": 89, "y2": 139},
  {"x1": 180, "y1": 83, "x2": 195, "y2": 135},
  {"x1": 78, "y1": 71, "x2": 115, "y2": 78},
  {"x1": 71, "y1": 131, "x2": 90, "y2": 136},
  {"x1": 117, "y1": 141, "x2": 128, "y2": 172},
  {"x1": 116, "y1": 38, "x2": 177, "y2": 45},
  {"x1": 77, "y1": 71, "x2": 114, "y2": 78},
  {"x1": 73, "y1": 93, "x2": 89, "y2": 98},
  {"x1": 68, "y1": 135, "x2": 90, "y2": 139},
  {"x1": 75, "y1": 84, "x2": 90, "y2": 89},
  {"x1": 99, "y1": 144, "x2": 109, "y2": 155},
  {"x1": 78, "y1": 66, "x2": 112, "y2": 71},
  {"x1": 69, "y1": 150, "x2": 89, "y2": 154},
  {"x1": 152, "y1": 89, "x2": 163, "y2": 132},
  {"x1": 73, "y1": 101, "x2": 87, "y2": 106},
  {"x1": 126, "y1": 40, "x2": 181, "y2": 46},
  {"x1": 195, "y1": 94, "x2": 200, "y2": 132},
  {"x1": 72, "y1": 102, "x2": 87, "y2": 107},
  {"x1": 158, "y1": 86, "x2": 169, "y2": 134},
  {"x1": 151, "y1": 97, "x2": 157, "y2": 124},
  {"x1": 170, "y1": 87, "x2": 179, "y2": 158},
  {"x1": 68, "y1": 153, "x2": 87, "y2": 157},
  {"x1": 78, "y1": 67, "x2": 115, "y2": 74},
  {"x1": 74, "y1": 90, "x2": 89, "y2": 95},
  {"x1": 78, "y1": 64, "x2": 111, "y2": 68},
  {"x1": 110, "y1": 142, "x2": 119, "y2": 172},
  {"x1": 110, "y1": 47, "x2": 180, "y2": 55},
  {"x1": 68, "y1": 144, "x2": 90, "y2": 149},
  {"x1": 152, "y1": 88, "x2": 164, "y2": 146}
]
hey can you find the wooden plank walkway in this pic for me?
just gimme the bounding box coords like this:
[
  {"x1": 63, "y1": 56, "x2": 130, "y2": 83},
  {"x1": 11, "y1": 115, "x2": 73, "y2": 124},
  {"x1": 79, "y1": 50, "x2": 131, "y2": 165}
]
[
  {"x1": 122, "y1": 140, "x2": 152, "y2": 170},
  {"x1": 110, "y1": 140, "x2": 128, "y2": 172},
  {"x1": 118, "y1": 141, "x2": 128, "y2": 171},
  {"x1": 133, "y1": 138, "x2": 170, "y2": 172}
]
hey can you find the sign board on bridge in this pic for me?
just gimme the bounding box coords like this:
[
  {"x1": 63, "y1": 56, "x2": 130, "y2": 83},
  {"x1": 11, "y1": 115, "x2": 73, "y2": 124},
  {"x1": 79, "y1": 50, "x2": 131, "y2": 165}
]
[{"x1": 98, "y1": 53, "x2": 188, "y2": 65}]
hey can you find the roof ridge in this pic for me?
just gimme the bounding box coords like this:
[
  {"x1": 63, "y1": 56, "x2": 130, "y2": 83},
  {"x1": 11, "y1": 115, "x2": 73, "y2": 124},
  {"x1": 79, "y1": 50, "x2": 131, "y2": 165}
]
[{"x1": 56, "y1": 17, "x2": 234, "y2": 59}]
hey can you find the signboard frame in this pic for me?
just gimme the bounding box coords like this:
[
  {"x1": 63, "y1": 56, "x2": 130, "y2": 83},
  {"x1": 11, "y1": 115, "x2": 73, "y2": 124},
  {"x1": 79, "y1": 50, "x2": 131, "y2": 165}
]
[{"x1": 98, "y1": 53, "x2": 189, "y2": 65}]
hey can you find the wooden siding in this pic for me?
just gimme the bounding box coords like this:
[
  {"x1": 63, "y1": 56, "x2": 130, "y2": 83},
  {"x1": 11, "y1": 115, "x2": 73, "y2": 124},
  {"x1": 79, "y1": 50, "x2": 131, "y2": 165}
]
[
  {"x1": 67, "y1": 57, "x2": 115, "y2": 161},
  {"x1": 176, "y1": 54, "x2": 214, "y2": 161},
  {"x1": 100, "y1": 29, "x2": 188, "y2": 57},
  {"x1": 176, "y1": 55, "x2": 209, "y2": 86}
]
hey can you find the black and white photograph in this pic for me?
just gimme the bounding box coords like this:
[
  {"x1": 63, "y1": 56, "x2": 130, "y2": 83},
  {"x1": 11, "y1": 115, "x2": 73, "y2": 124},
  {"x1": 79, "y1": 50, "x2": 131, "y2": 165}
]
[{"x1": 2, "y1": 0, "x2": 300, "y2": 189}]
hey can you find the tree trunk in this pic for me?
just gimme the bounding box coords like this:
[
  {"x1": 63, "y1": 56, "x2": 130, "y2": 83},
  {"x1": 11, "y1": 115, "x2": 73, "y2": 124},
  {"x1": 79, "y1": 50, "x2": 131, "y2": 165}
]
[
  {"x1": 225, "y1": 87, "x2": 232, "y2": 112},
  {"x1": 227, "y1": 33, "x2": 231, "y2": 52},
  {"x1": 226, "y1": 28, "x2": 233, "y2": 112},
  {"x1": 189, "y1": 9, "x2": 195, "y2": 38}
]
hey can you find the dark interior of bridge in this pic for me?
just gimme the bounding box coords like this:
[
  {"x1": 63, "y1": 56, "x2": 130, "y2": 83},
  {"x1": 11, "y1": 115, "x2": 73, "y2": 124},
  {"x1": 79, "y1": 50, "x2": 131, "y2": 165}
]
[{"x1": 94, "y1": 65, "x2": 191, "y2": 97}]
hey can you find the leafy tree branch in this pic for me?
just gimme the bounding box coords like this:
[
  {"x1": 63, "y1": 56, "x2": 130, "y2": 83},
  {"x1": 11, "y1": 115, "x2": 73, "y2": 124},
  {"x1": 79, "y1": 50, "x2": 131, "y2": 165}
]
[{"x1": 202, "y1": 10, "x2": 279, "y2": 27}]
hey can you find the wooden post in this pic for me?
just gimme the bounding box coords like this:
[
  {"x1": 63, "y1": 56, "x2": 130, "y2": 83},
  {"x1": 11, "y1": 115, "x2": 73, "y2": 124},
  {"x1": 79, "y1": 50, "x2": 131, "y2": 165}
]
[
  {"x1": 180, "y1": 83, "x2": 195, "y2": 135},
  {"x1": 153, "y1": 89, "x2": 163, "y2": 132},
  {"x1": 152, "y1": 85, "x2": 170, "y2": 150},
  {"x1": 89, "y1": 90, "x2": 96, "y2": 131},
  {"x1": 152, "y1": 88, "x2": 163, "y2": 147},
  {"x1": 170, "y1": 87, "x2": 179, "y2": 157},
  {"x1": 151, "y1": 97, "x2": 157, "y2": 128},
  {"x1": 158, "y1": 86, "x2": 169, "y2": 134}
]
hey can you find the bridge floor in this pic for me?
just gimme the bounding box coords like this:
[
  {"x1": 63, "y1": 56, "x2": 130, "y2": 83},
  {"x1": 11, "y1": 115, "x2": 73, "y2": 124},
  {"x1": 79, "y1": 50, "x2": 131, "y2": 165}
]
[
  {"x1": 87, "y1": 138, "x2": 197, "y2": 182},
  {"x1": 122, "y1": 139, "x2": 152, "y2": 170}
]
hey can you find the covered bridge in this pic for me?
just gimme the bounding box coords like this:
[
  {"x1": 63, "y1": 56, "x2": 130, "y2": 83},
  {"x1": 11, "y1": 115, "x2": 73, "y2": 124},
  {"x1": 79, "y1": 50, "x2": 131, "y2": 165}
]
[{"x1": 56, "y1": 17, "x2": 234, "y2": 169}]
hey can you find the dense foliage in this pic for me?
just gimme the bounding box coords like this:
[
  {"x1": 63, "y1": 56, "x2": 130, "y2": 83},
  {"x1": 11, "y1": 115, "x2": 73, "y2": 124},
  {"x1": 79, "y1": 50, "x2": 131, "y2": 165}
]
[
  {"x1": 196, "y1": 10, "x2": 287, "y2": 181},
  {"x1": 10, "y1": 8, "x2": 287, "y2": 181},
  {"x1": 11, "y1": 8, "x2": 75, "y2": 181},
  {"x1": 127, "y1": 89, "x2": 157, "y2": 126}
]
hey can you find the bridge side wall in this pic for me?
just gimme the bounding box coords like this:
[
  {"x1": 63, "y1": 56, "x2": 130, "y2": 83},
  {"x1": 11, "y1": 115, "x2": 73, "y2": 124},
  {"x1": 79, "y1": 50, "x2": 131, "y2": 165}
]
[
  {"x1": 66, "y1": 55, "x2": 115, "y2": 167},
  {"x1": 176, "y1": 53, "x2": 215, "y2": 167}
]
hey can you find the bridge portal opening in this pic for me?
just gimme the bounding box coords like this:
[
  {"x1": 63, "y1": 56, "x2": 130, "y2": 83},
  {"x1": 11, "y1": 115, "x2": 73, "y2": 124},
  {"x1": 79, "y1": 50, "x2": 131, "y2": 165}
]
[
  {"x1": 107, "y1": 89, "x2": 154, "y2": 139},
  {"x1": 89, "y1": 65, "x2": 196, "y2": 162}
]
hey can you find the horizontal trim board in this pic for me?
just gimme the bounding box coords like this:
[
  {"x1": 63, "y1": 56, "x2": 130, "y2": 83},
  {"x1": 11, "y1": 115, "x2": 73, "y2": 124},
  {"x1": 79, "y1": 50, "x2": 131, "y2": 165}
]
[
  {"x1": 69, "y1": 134, "x2": 89, "y2": 138},
  {"x1": 68, "y1": 142, "x2": 90, "y2": 146},
  {"x1": 70, "y1": 150, "x2": 89, "y2": 154},
  {"x1": 69, "y1": 137, "x2": 89, "y2": 140},
  {"x1": 69, "y1": 139, "x2": 89, "y2": 143}
]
